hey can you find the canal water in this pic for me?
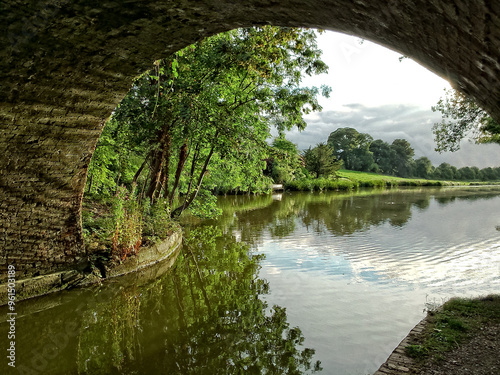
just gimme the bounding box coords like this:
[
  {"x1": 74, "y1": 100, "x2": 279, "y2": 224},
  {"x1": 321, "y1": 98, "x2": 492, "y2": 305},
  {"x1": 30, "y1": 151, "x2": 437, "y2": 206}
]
[{"x1": 1, "y1": 187, "x2": 500, "y2": 374}]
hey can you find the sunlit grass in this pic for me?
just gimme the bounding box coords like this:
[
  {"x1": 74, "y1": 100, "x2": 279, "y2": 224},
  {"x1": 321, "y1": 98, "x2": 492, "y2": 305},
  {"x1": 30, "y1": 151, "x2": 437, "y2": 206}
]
[{"x1": 336, "y1": 169, "x2": 462, "y2": 187}]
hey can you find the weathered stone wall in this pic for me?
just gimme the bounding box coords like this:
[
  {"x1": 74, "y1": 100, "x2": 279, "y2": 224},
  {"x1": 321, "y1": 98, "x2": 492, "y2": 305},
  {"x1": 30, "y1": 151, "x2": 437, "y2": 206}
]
[{"x1": 1, "y1": 0, "x2": 500, "y2": 281}]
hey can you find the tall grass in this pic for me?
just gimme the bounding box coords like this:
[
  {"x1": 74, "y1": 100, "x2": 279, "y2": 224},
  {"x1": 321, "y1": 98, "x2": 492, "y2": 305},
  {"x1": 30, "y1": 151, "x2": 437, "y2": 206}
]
[{"x1": 285, "y1": 177, "x2": 357, "y2": 192}]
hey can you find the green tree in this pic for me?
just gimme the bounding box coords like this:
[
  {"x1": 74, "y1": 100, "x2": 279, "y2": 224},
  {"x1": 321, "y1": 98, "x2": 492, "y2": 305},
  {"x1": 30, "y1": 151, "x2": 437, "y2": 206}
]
[
  {"x1": 390, "y1": 139, "x2": 415, "y2": 177},
  {"x1": 303, "y1": 143, "x2": 341, "y2": 178},
  {"x1": 89, "y1": 26, "x2": 330, "y2": 217},
  {"x1": 369, "y1": 139, "x2": 397, "y2": 174},
  {"x1": 267, "y1": 136, "x2": 303, "y2": 184},
  {"x1": 433, "y1": 162, "x2": 454, "y2": 180},
  {"x1": 432, "y1": 88, "x2": 500, "y2": 152},
  {"x1": 457, "y1": 166, "x2": 476, "y2": 181},
  {"x1": 414, "y1": 157, "x2": 434, "y2": 179},
  {"x1": 479, "y1": 167, "x2": 499, "y2": 181},
  {"x1": 327, "y1": 127, "x2": 374, "y2": 171}
]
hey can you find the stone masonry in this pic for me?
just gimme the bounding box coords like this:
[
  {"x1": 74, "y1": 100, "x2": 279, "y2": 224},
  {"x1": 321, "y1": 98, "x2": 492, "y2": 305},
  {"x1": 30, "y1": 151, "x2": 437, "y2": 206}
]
[
  {"x1": 1, "y1": 0, "x2": 500, "y2": 281},
  {"x1": 374, "y1": 317, "x2": 428, "y2": 374}
]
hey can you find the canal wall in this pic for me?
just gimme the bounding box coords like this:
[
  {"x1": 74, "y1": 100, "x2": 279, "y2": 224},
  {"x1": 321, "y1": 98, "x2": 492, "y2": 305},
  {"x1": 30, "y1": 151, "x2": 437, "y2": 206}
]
[
  {"x1": 0, "y1": 229, "x2": 182, "y2": 305},
  {"x1": 374, "y1": 317, "x2": 428, "y2": 374}
]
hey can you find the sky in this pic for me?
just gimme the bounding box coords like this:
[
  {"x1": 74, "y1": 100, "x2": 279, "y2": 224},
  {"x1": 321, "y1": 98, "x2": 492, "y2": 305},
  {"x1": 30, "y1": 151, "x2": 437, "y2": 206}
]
[{"x1": 283, "y1": 31, "x2": 500, "y2": 168}]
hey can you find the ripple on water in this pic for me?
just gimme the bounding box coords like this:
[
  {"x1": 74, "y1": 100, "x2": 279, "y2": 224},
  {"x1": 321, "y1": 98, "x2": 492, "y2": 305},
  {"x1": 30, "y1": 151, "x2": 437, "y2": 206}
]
[{"x1": 253, "y1": 191, "x2": 500, "y2": 374}]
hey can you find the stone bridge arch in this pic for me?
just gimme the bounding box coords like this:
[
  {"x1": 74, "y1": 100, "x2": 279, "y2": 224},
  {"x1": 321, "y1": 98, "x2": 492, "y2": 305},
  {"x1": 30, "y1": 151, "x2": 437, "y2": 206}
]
[{"x1": 1, "y1": 0, "x2": 499, "y2": 281}]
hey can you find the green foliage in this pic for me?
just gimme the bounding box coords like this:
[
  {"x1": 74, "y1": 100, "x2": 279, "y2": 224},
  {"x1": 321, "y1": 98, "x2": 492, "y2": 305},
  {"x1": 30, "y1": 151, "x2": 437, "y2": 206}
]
[
  {"x1": 82, "y1": 199, "x2": 115, "y2": 245},
  {"x1": 142, "y1": 198, "x2": 174, "y2": 243},
  {"x1": 303, "y1": 142, "x2": 341, "y2": 178},
  {"x1": 85, "y1": 121, "x2": 120, "y2": 196},
  {"x1": 336, "y1": 170, "x2": 453, "y2": 187},
  {"x1": 284, "y1": 169, "x2": 461, "y2": 192},
  {"x1": 186, "y1": 189, "x2": 222, "y2": 219},
  {"x1": 391, "y1": 138, "x2": 415, "y2": 177},
  {"x1": 414, "y1": 157, "x2": 434, "y2": 179},
  {"x1": 86, "y1": 26, "x2": 329, "y2": 216},
  {"x1": 405, "y1": 344, "x2": 429, "y2": 358},
  {"x1": 82, "y1": 187, "x2": 178, "y2": 260},
  {"x1": 327, "y1": 127, "x2": 374, "y2": 171},
  {"x1": 205, "y1": 148, "x2": 273, "y2": 195},
  {"x1": 266, "y1": 136, "x2": 303, "y2": 184},
  {"x1": 285, "y1": 177, "x2": 357, "y2": 192},
  {"x1": 432, "y1": 88, "x2": 500, "y2": 152},
  {"x1": 369, "y1": 139, "x2": 397, "y2": 174},
  {"x1": 313, "y1": 126, "x2": 499, "y2": 182},
  {"x1": 111, "y1": 186, "x2": 143, "y2": 260}
]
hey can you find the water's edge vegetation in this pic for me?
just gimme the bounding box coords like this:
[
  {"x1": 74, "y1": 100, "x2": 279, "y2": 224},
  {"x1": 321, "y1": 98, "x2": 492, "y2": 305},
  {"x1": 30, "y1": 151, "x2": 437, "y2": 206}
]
[
  {"x1": 285, "y1": 169, "x2": 467, "y2": 191},
  {"x1": 82, "y1": 171, "x2": 497, "y2": 264},
  {"x1": 405, "y1": 295, "x2": 500, "y2": 368}
]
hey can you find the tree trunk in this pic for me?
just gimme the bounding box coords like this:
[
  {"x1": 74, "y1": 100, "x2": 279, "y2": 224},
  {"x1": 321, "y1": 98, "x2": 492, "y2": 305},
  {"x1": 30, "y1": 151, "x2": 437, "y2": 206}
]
[
  {"x1": 171, "y1": 145, "x2": 215, "y2": 218},
  {"x1": 132, "y1": 153, "x2": 150, "y2": 185},
  {"x1": 145, "y1": 150, "x2": 163, "y2": 200},
  {"x1": 169, "y1": 140, "x2": 189, "y2": 207},
  {"x1": 146, "y1": 125, "x2": 172, "y2": 201}
]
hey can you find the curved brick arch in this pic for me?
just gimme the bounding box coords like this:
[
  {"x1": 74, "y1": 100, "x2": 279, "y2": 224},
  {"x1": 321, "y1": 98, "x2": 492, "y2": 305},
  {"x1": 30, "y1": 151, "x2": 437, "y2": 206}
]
[{"x1": 1, "y1": 0, "x2": 499, "y2": 281}]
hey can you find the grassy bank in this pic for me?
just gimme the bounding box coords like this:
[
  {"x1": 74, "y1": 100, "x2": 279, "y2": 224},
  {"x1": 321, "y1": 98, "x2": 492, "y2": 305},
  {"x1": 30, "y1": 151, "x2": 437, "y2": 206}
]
[
  {"x1": 285, "y1": 176, "x2": 358, "y2": 191},
  {"x1": 336, "y1": 170, "x2": 462, "y2": 188},
  {"x1": 285, "y1": 170, "x2": 462, "y2": 191},
  {"x1": 405, "y1": 295, "x2": 500, "y2": 363}
]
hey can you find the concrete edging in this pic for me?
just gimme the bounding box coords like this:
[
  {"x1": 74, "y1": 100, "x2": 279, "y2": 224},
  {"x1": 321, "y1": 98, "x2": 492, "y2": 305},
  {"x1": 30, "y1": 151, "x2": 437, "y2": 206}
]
[
  {"x1": 373, "y1": 316, "x2": 428, "y2": 374},
  {"x1": 0, "y1": 229, "x2": 182, "y2": 305}
]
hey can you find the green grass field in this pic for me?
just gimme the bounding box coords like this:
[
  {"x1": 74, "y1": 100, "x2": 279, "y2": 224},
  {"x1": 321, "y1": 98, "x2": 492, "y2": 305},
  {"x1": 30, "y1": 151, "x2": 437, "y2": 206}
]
[
  {"x1": 284, "y1": 170, "x2": 467, "y2": 192},
  {"x1": 336, "y1": 169, "x2": 463, "y2": 188}
]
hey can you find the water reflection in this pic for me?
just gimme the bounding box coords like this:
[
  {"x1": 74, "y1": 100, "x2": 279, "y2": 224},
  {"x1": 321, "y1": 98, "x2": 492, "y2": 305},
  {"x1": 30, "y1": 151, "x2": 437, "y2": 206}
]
[
  {"x1": 0, "y1": 227, "x2": 321, "y2": 375},
  {"x1": 208, "y1": 187, "x2": 500, "y2": 374},
  {"x1": 2, "y1": 187, "x2": 500, "y2": 375},
  {"x1": 212, "y1": 188, "x2": 500, "y2": 287},
  {"x1": 215, "y1": 187, "x2": 500, "y2": 241}
]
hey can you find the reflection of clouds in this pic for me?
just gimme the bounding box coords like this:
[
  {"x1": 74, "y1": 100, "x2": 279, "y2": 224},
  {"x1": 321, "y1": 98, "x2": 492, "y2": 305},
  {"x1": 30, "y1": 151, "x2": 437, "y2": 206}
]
[
  {"x1": 346, "y1": 237, "x2": 500, "y2": 293},
  {"x1": 266, "y1": 266, "x2": 282, "y2": 275},
  {"x1": 250, "y1": 191, "x2": 500, "y2": 374},
  {"x1": 257, "y1": 194, "x2": 500, "y2": 296}
]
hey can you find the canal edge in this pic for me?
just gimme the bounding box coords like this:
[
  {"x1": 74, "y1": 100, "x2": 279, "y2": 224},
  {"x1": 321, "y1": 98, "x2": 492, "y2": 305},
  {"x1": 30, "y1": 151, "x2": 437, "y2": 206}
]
[
  {"x1": 0, "y1": 228, "x2": 182, "y2": 306},
  {"x1": 373, "y1": 316, "x2": 428, "y2": 374}
]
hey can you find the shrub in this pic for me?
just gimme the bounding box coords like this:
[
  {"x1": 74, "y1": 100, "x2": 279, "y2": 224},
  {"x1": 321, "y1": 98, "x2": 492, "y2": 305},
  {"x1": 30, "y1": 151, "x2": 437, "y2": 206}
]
[
  {"x1": 111, "y1": 186, "x2": 142, "y2": 261},
  {"x1": 143, "y1": 198, "x2": 174, "y2": 243}
]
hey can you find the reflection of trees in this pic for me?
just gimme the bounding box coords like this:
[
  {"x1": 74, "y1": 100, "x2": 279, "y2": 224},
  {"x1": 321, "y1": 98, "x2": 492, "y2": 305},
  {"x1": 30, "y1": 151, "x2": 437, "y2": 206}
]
[
  {"x1": 231, "y1": 196, "x2": 306, "y2": 246},
  {"x1": 434, "y1": 188, "x2": 500, "y2": 205},
  {"x1": 298, "y1": 193, "x2": 414, "y2": 234},
  {"x1": 218, "y1": 188, "x2": 500, "y2": 240},
  {"x1": 224, "y1": 191, "x2": 417, "y2": 239},
  {"x1": 76, "y1": 226, "x2": 321, "y2": 374}
]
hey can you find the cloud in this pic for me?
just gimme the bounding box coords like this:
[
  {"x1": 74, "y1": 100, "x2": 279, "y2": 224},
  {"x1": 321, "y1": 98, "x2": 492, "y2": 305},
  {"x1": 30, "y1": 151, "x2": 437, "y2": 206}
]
[{"x1": 284, "y1": 104, "x2": 500, "y2": 168}]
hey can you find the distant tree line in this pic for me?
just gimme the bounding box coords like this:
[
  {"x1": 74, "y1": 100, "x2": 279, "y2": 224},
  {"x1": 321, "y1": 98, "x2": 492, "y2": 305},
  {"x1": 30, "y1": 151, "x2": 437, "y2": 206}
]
[{"x1": 302, "y1": 127, "x2": 500, "y2": 181}]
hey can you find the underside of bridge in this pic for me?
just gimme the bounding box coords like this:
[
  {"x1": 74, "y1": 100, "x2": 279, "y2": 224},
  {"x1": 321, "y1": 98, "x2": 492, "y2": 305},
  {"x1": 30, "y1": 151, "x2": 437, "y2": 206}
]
[{"x1": 1, "y1": 0, "x2": 499, "y2": 281}]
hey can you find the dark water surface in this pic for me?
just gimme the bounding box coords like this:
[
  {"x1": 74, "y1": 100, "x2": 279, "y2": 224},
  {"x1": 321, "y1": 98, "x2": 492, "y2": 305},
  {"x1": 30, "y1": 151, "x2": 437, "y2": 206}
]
[{"x1": 1, "y1": 187, "x2": 500, "y2": 374}]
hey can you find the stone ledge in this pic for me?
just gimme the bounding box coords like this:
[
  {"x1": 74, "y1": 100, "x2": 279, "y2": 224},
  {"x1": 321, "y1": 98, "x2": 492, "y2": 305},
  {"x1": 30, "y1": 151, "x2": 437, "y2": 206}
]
[
  {"x1": 0, "y1": 228, "x2": 182, "y2": 306},
  {"x1": 373, "y1": 317, "x2": 429, "y2": 374}
]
